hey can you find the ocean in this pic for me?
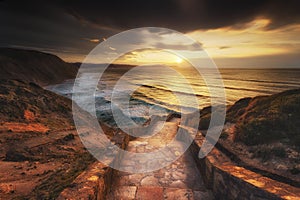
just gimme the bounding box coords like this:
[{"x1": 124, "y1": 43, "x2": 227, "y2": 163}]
[{"x1": 46, "y1": 66, "x2": 300, "y2": 126}]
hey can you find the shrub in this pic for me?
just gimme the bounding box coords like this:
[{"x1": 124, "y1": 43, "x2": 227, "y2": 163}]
[
  {"x1": 271, "y1": 146, "x2": 286, "y2": 158},
  {"x1": 235, "y1": 118, "x2": 285, "y2": 145},
  {"x1": 252, "y1": 145, "x2": 286, "y2": 161}
]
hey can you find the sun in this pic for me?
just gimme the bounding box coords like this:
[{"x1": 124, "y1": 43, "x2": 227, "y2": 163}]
[{"x1": 175, "y1": 57, "x2": 183, "y2": 63}]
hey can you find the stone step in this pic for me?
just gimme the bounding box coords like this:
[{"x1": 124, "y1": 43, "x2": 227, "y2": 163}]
[
  {"x1": 107, "y1": 119, "x2": 213, "y2": 199},
  {"x1": 107, "y1": 186, "x2": 213, "y2": 200},
  {"x1": 164, "y1": 188, "x2": 213, "y2": 200}
]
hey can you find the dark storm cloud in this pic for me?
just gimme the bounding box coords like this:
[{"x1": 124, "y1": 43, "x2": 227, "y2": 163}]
[
  {"x1": 57, "y1": 0, "x2": 300, "y2": 32},
  {"x1": 1, "y1": 0, "x2": 300, "y2": 62},
  {"x1": 0, "y1": 0, "x2": 116, "y2": 57}
]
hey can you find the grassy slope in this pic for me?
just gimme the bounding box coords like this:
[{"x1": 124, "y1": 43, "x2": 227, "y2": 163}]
[{"x1": 200, "y1": 89, "x2": 300, "y2": 147}]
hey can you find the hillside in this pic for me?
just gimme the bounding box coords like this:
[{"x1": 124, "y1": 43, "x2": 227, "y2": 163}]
[
  {"x1": 199, "y1": 89, "x2": 300, "y2": 185},
  {"x1": 0, "y1": 48, "x2": 78, "y2": 86},
  {"x1": 0, "y1": 79, "x2": 117, "y2": 199},
  {"x1": 228, "y1": 89, "x2": 300, "y2": 146},
  {"x1": 199, "y1": 89, "x2": 300, "y2": 147},
  {"x1": 0, "y1": 79, "x2": 74, "y2": 129}
]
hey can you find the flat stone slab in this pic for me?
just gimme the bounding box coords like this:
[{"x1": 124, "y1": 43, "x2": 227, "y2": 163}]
[
  {"x1": 164, "y1": 188, "x2": 193, "y2": 200},
  {"x1": 140, "y1": 176, "x2": 159, "y2": 186},
  {"x1": 136, "y1": 186, "x2": 164, "y2": 200},
  {"x1": 107, "y1": 186, "x2": 137, "y2": 200}
]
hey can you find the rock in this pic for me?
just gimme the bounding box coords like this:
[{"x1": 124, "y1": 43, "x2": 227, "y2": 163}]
[
  {"x1": 169, "y1": 180, "x2": 188, "y2": 189},
  {"x1": 131, "y1": 141, "x2": 148, "y2": 147},
  {"x1": 108, "y1": 186, "x2": 137, "y2": 200},
  {"x1": 164, "y1": 188, "x2": 193, "y2": 200},
  {"x1": 0, "y1": 184, "x2": 15, "y2": 194},
  {"x1": 158, "y1": 177, "x2": 170, "y2": 186},
  {"x1": 164, "y1": 172, "x2": 171, "y2": 179},
  {"x1": 5, "y1": 150, "x2": 28, "y2": 162},
  {"x1": 63, "y1": 133, "x2": 75, "y2": 141},
  {"x1": 153, "y1": 171, "x2": 164, "y2": 179},
  {"x1": 14, "y1": 166, "x2": 23, "y2": 170},
  {"x1": 136, "y1": 186, "x2": 163, "y2": 200},
  {"x1": 276, "y1": 164, "x2": 288, "y2": 170},
  {"x1": 172, "y1": 171, "x2": 187, "y2": 180},
  {"x1": 140, "y1": 176, "x2": 159, "y2": 186}
]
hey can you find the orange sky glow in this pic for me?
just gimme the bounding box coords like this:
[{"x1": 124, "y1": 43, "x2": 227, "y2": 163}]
[{"x1": 46, "y1": 17, "x2": 300, "y2": 69}]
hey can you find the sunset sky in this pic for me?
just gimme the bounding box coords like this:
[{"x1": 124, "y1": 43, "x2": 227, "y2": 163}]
[{"x1": 1, "y1": 0, "x2": 300, "y2": 68}]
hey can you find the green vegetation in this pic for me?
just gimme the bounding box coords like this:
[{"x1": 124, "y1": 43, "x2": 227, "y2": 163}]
[
  {"x1": 220, "y1": 131, "x2": 229, "y2": 139},
  {"x1": 199, "y1": 89, "x2": 300, "y2": 147},
  {"x1": 199, "y1": 105, "x2": 229, "y2": 130},
  {"x1": 290, "y1": 167, "x2": 300, "y2": 175},
  {"x1": 234, "y1": 89, "x2": 300, "y2": 146},
  {"x1": 251, "y1": 145, "x2": 287, "y2": 161}
]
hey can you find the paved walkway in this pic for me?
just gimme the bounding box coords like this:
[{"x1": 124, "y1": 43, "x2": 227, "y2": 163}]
[{"x1": 107, "y1": 119, "x2": 213, "y2": 200}]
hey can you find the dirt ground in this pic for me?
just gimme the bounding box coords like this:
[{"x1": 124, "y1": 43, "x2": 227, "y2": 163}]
[{"x1": 0, "y1": 128, "x2": 95, "y2": 199}]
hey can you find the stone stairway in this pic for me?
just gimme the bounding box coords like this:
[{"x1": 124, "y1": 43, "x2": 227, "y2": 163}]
[{"x1": 107, "y1": 120, "x2": 213, "y2": 200}]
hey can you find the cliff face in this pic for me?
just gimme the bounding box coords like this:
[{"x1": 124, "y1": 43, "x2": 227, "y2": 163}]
[{"x1": 0, "y1": 48, "x2": 78, "y2": 86}]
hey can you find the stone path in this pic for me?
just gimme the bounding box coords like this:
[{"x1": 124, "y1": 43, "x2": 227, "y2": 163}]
[{"x1": 107, "y1": 119, "x2": 213, "y2": 200}]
